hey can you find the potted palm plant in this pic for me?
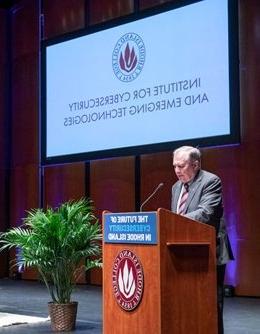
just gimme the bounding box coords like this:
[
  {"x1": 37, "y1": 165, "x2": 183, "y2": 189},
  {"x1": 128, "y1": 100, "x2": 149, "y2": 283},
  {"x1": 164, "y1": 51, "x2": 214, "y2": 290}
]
[{"x1": 0, "y1": 198, "x2": 102, "y2": 332}]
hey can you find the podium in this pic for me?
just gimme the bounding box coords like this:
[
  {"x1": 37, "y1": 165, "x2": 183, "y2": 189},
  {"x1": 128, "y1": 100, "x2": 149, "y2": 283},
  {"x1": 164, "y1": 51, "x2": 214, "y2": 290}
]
[{"x1": 102, "y1": 208, "x2": 217, "y2": 334}]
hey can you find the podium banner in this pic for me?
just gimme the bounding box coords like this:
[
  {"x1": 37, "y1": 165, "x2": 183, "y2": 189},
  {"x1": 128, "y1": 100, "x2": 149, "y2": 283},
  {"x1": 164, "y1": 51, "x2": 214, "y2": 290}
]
[{"x1": 104, "y1": 212, "x2": 157, "y2": 244}]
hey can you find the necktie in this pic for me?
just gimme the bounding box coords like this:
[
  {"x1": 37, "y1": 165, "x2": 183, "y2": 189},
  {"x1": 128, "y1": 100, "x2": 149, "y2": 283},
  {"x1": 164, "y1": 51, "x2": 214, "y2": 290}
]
[{"x1": 178, "y1": 183, "x2": 189, "y2": 215}]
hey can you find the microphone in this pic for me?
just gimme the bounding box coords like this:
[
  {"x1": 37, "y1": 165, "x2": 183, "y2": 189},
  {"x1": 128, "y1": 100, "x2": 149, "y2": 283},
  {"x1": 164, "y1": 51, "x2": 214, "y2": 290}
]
[{"x1": 140, "y1": 183, "x2": 164, "y2": 212}]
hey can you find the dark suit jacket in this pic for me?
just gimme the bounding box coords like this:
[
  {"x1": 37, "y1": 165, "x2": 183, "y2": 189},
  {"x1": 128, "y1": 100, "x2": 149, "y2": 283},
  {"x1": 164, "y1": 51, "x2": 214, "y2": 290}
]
[{"x1": 171, "y1": 169, "x2": 234, "y2": 265}]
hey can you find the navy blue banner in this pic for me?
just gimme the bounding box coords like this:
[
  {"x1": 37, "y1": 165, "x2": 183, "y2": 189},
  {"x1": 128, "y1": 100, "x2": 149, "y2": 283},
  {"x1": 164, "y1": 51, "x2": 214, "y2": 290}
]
[{"x1": 104, "y1": 212, "x2": 157, "y2": 244}]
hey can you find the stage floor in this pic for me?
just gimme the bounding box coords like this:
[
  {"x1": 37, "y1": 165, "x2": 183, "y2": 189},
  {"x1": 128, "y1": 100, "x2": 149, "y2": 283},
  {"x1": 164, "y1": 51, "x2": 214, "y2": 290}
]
[{"x1": 0, "y1": 279, "x2": 259, "y2": 333}]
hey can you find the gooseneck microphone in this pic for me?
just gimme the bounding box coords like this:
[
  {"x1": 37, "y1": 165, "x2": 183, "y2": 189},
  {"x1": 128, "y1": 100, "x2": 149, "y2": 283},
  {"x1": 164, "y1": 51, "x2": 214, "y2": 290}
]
[{"x1": 140, "y1": 182, "x2": 164, "y2": 212}]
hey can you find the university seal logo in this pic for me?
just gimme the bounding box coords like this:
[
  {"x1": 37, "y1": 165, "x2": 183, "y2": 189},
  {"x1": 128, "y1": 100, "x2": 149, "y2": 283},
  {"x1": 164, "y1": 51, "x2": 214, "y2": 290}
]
[
  {"x1": 112, "y1": 33, "x2": 145, "y2": 82},
  {"x1": 112, "y1": 249, "x2": 144, "y2": 311}
]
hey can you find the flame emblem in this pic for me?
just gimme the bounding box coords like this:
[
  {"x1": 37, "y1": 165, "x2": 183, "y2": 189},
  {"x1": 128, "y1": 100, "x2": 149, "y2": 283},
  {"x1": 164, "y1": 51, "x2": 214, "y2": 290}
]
[
  {"x1": 112, "y1": 33, "x2": 145, "y2": 82},
  {"x1": 118, "y1": 260, "x2": 136, "y2": 299},
  {"x1": 119, "y1": 43, "x2": 138, "y2": 73}
]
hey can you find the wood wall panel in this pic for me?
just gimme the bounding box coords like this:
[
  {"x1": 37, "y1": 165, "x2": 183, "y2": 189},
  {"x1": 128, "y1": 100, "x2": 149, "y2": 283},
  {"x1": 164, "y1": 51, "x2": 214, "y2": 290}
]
[
  {"x1": 240, "y1": 65, "x2": 260, "y2": 143},
  {"x1": 90, "y1": 156, "x2": 136, "y2": 284},
  {"x1": 199, "y1": 146, "x2": 244, "y2": 234},
  {"x1": 11, "y1": 0, "x2": 39, "y2": 167},
  {"x1": 139, "y1": 0, "x2": 173, "y2": 10},
  {"x1": 140, "y1": 151, "x2": 174, "y2": 212},
  {"x1": 0, "y1": 10, "x2": 10, "y2": 277},
  {"x1": 42, "y1": 0, "x2": 85, "y2": 40},
  {"x1": 9, "y1": 164, "x2": 39, "y2": 228},
  {"x1": 90, "y1": 156, "x2": 136, "y2": 217},
  {"x1": 88, "y1": 0, "x2": 134, "y2": 25},
  {"x1": 239, "y1": 1, "x2": 260, "y2": 143},
  {"x1": 9, "y1": 1, "x2": 40, "y2": 279},
  {"x1": 239, "y1": 0, "x2": 260, "y2": 67},
  {"x1": 11, "y1": 0, "x2": 39, "y2": 60},
  {"x1": 43, "y1": 163, "x2": 86, "y2": 208},
  {"x1": 235, "y1": 239, "x2": 260, "y2": 296},
  {"x1": 11, "y1": 54, "x2": 39, "y2": 166},
  {"x1": 10, "y1": 164, "x2": 38, "y2": 279},
  {"x1": 230, "y1": 0, "x2": 260, "y2": 294},
  {"x1": 0, "y1": 63, "x2": 7, "y2": 163},
  {"x1": 42, "y1": 163, "x2": 87, "y2": 283},
  {"x1": 20, "y1": 163, "x2": 86, "y2": 280},
  {"x1": 0, "y1": 10, "x2": 9, "y2": 214},
  {"x1": 0, "y1": 167, "x2": 9, "y2": 277},
  {"x1": 0, "y1": 168, "x2": 9, "y2": 230},
  {"x1": 0, "y1": 9, "x2": 7, "y2": 65}
]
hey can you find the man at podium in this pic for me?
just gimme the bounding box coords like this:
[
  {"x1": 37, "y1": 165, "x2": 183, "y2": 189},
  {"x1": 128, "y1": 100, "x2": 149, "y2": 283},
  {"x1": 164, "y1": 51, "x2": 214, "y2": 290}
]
[{"x1": 171, "y1": 146, "x2": 234, "y2": 334}]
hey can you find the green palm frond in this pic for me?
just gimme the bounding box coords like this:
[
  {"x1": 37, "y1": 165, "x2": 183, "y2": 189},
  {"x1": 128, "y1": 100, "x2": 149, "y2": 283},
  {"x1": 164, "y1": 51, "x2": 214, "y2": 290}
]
[{"x1": 0, "y1": 198, "x2": 102, "y2": 304}]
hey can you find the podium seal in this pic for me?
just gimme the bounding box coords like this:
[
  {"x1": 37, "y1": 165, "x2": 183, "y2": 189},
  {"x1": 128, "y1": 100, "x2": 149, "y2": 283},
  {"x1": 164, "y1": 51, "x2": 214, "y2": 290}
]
[{"x1": 112, "y1": 249, "x2": 144, "y2": 311}]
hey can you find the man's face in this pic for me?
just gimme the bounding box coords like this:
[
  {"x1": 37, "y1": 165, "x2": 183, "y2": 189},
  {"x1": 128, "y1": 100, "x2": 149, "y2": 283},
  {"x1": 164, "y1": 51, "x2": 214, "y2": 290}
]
[{"x1": 173, "y1": 151, "x2": 198, "y2": 183}]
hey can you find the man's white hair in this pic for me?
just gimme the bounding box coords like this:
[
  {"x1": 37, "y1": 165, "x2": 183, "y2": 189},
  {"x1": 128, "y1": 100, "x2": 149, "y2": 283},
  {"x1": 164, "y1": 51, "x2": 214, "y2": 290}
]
[{"x1": 173, "y1": 146, "x2": 201, "y2": 163}]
